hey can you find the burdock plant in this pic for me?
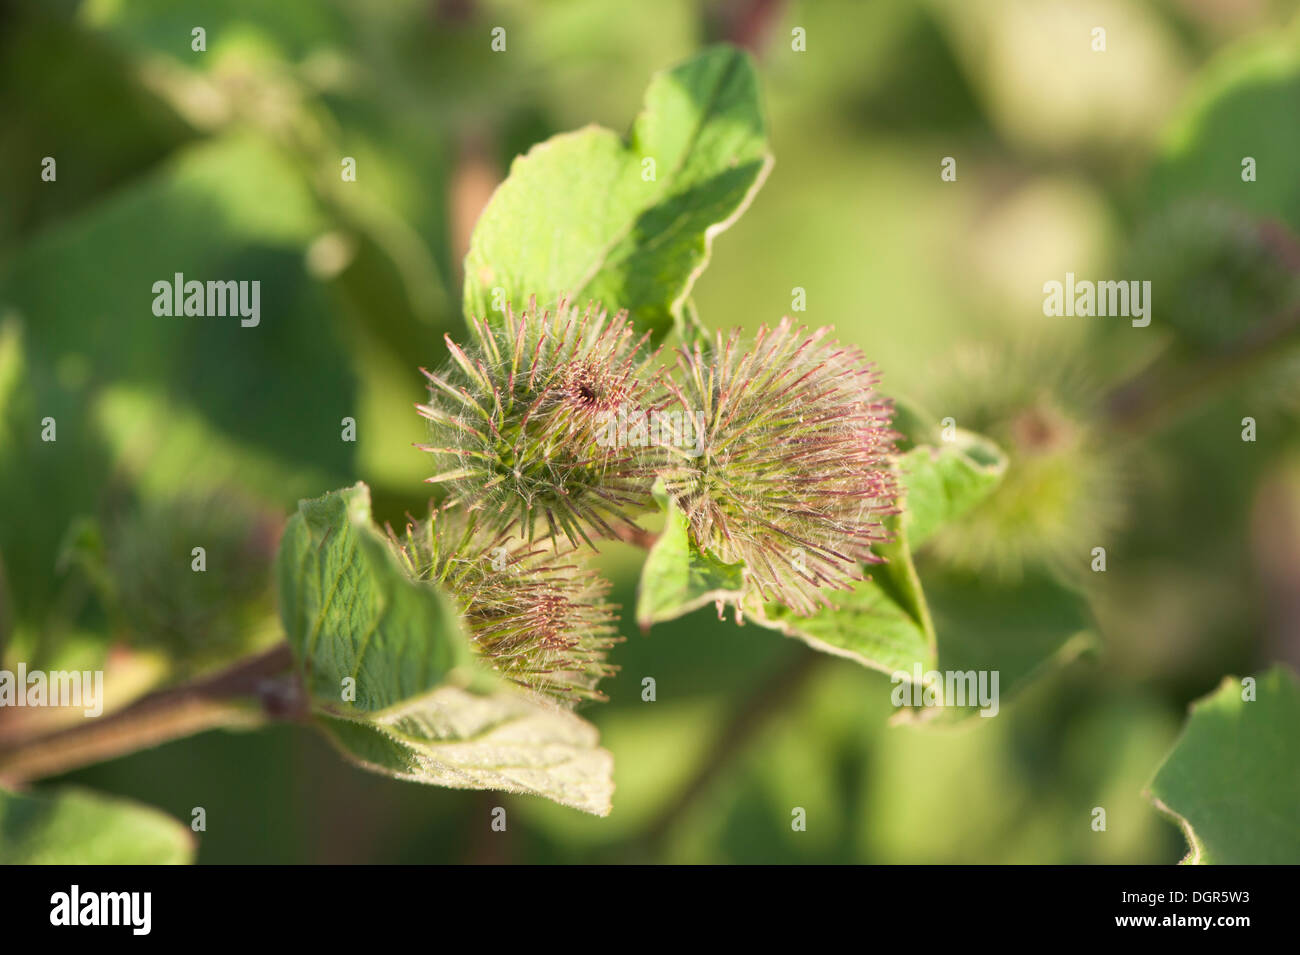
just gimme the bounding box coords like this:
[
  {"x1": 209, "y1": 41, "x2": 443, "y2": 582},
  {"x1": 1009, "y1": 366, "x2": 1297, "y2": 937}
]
[
  {"x1": 0, "y1": 47, "x2": 1026, "y2": 827},
  {"x1": 0, "y1": 33, "x2": 1288, "y2": 867}
]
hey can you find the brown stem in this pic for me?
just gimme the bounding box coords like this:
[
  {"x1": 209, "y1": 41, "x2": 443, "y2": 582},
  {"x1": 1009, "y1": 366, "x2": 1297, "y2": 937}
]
[
  {"x1": 712, "y1": 0, "x2": 788, "y2": 56},
  {"x1": 609, "y1": 522, "x2": 660, "y2": 550},
  {"x1": 1103, "y1": 303, "x2": 1300, "y2": 437},
  {"x1": 0, "y1": 643, "x2": 301, "y2": 786},
  {"x1": 635, "y1": 643, "x2": 823, "y2": 854}
]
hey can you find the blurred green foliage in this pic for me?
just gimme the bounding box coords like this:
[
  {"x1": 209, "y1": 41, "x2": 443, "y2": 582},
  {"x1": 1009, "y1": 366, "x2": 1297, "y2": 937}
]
[{"x1": 2, "y1": 0, "x2": 1299, "y2": 862}]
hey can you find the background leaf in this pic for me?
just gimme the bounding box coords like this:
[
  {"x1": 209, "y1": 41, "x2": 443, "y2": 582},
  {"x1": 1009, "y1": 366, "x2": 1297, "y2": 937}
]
[
  {"x1": 1147, "y1": 20, "x2": 1300, "y2": 234},
  {"x1": 0, "y1": 785, "x2": 193, "y2": 864},
  {"x1": 900, "y1": 568, "x2": 1096, "y2": 721},
  {"x1": 1145, "y1": 665, "x2": 1300, "y2": 864},
  {"x1": 0, "y1": 133, "x2": 357, "y2": 645}
]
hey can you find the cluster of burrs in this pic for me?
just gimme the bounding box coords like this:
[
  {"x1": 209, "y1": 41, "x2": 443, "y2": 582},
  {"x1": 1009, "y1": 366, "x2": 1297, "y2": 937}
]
[{"x1": 404, "y1": 298, "x2": 898, "y2": 703}]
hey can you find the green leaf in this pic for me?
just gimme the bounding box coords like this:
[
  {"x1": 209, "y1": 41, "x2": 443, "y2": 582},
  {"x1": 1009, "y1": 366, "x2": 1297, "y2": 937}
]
[
  {"x1": 636, "y1": 480, "x2": 745, "y2": 629},
  {"x1": 1148, "y1": 21, "x2": 1300, "y2": 234},
  {"x1": 1146, "y1": 665, "x2": 1300, "y2": 864},
  {"x1": 317, "y1": 688, "x2": 614, "y2": 817},
  {"x1": 277, "y1": 482, "x2": 481, "y2": 711},
  {"x1": 463, "y1": 45, "x2": 772, "y2": 338},
  {"x1": 0, "y1": 786, "x2": 194, "y2": 864},
  {"x1": 898, "y1": 428, "x2": 1007, "y2": 550},
  {"x1": 277, "y1": 483, "x2": 615, "y2": 815},
  {"x1": 896, "y1": 568, "x2": 1096, "y2": 721},
  {"x1": 754, "y1": 525, "x2": 935, "y2": 676}
]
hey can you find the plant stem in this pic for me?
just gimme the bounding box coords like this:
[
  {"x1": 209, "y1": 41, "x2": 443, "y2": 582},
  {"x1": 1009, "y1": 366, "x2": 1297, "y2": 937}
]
[
  {"x1": 1103, "y1": 307, "x2": 1300, "y2": 438},
  {"x1": 634, "y1": 643, "x2": 823, "y2": 854},
  {"x1": 610, "y1": 523, "x2": 660, "y2": 549},
  {"x1": 0, "y1": 643, "x2": 300, "y2": 786}
]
